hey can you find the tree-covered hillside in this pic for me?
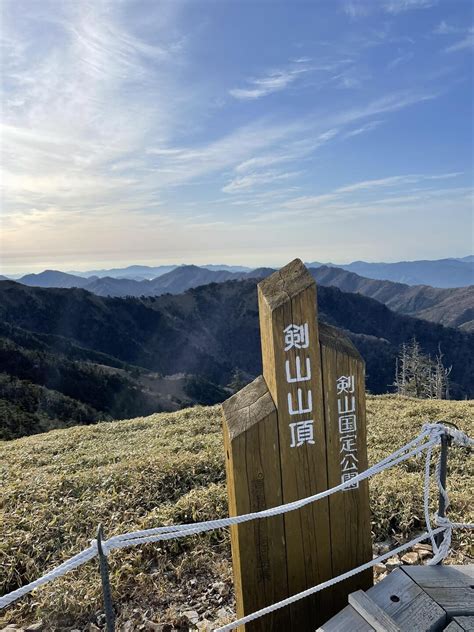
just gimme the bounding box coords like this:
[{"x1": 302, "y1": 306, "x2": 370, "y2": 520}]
[{"x1": 0, "y1": 278, "x2": 473, "y2": 439}]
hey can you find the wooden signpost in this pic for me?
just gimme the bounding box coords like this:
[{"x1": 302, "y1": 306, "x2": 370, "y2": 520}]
[
  {"x1": 222, "y1": 259, "x2": 372, "y2": 631},
  {"x1": 319, "y1": 322, "x2": 373, "y2": 607}
]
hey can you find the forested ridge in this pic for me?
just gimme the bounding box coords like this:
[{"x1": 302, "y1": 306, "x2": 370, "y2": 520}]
[{"x1": 0, "y1": 278, "x2": 472, "y2": 438}]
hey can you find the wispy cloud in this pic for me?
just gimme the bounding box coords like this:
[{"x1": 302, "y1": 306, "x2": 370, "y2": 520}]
[
  {"x1": 344, "y1": 119, "x2": 383, "y2": 138},
  {"x1": 343, "y1": 1, "x2": 371, "y2": 18},
  {"x1": 332, "y1": 70, "x2": 365, "y2": 89},
  {"x1": 233, "y1": 128, "x2": 340, "y2": 175},
  {"x1": 334, "y1": 89, "x2": 439, "y2": 126},
  {"x1": 222, "y1": 170, "x2": 301, "y2": 194},
  {"x1": 445, "y1": 29, "x2": 474, "y2": 53},
  {"x1": 145, "y1": 119, "x2": 304, "y2": 189},
  {"x1": 1, "y1": 0, "x2": 470, "y2": 270},
  {"x1": 387, "y1": 52, "x2": 414, "y2": 69},
  {"x1": 433, "y1": 21, "x2": 474, "y2": 53},
  {"x1": 1, "y1": 0, "x2": 187, "y2": 224},
  {"x1": 433, "y1": 21, "x2": 462, "y2": 35},
  {"x1": 223, "y1": 128, "x2": 340, "y2": 193},
  {"x1": 383, "y1": 0, "x2": 436, "y2": 14},
  {"x1": 248, "y1": 172, "x2": 466, "y2": 223},
  {"x1": 229, "y1": 64, "x2": 311, "y2": 100},
  {"x1": 291, "y1": 56, "x2": 312, "y2": 64},
  {"x1": 337, "y1": 172, "x2": 463, "y2": 193},
  {"x1": 234, "y1": 154, "x2": 295, "y2": 174},
  {"x1": 343, "y1": 0, "x2": 436, "y2": 17}
]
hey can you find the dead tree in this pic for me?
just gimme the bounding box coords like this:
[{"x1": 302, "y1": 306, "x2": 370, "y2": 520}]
[{"x1": 394, "y1": 338, "x2": 450, "y2": 400}]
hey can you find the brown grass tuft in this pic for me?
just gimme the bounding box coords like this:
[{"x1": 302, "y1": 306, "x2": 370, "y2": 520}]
[{"x1": 1, "y1": 396, "x2": 472, "y2": 629}]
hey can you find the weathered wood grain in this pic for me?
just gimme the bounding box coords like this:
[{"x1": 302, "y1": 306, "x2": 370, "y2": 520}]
[
  {"x1": 222, "y1": 376, "x2": 290, "y2": 631},
  {"x1": 317, "y1": 604, "x2": 375, "y2": 631},
  {"x1": 367, "y1": 568, "x2": 447, "y2": 630},
  {"x1": 348, "y1": 590, "x2": 402, "y2": 631},
  {"x1": 320, "y1": 322, "x2": 373, "y2": 608},
  {"x1": 403, "y1": 565, "x2": 474, "y2": 588},
  {"x1": 258, "y1": 259, "x2": 333, "y2": 629},
  {"x1": 444, "y1": 622, "x2": 465, "y2": 632},
  {"x1": 402, "y1": 565, "x2": 474, "y2": 617},
  {"x1": 321, "y1": 567, "x2": 448, "y2": 631},
  {"x1": 452, "y1": 615, "x2": 474, "y2": 631}
]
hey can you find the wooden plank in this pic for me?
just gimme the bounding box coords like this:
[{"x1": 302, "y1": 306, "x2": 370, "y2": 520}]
[
  {"x1": 402, "y1": 565, "x2": 474, "y2": 617},
  {"x1": 348, "y1": 590, "x2": 402, "y2": 631},
  {"x1": 317, "y1": 604, "x2": 375, "y2": 631},
  {"x1": 257, "y1": 259, "x2": 333, "y2": 629},
  {"x1": 403, "y1": 565, "x2": 474, "y2": 588},
  {"x1": 222, "y1": 376, "x2": 290, "y2": 631},
  {"x1": 320, "y1": 322, "x2": 373, "y2": 608},
  {"x1": 367, "y1": 568, "x2": 447, "y2": 630},
  {"x1": 453, "y1": 616, "x2": 474, "y2": 631},
  {"x1": 444, "y1": 622, "x2": 465, "y2": 632}
]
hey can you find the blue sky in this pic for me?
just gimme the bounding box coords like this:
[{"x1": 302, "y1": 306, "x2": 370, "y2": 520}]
[{"x1": 1, "y1": 0, "x2": 473, "y2": 273}]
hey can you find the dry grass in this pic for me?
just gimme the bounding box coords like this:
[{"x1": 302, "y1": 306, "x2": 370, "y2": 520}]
[{"x1": 1, "y1": 396, "x2": 472, "y2": 630}]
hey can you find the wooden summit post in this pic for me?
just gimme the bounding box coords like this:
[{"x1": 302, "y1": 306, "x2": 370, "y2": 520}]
[
  {"x1": 222, "y1": 259, "x2": 372, "y2": 631},
  {"x1": 319, "y1": 322, "x2": 373, "y2": 605}
]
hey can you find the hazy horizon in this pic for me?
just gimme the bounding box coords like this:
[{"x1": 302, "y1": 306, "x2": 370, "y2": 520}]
[
  {"x1": 2, "y1": 253, "x2": 473, "y2": 278},
  {"x1": 1, "y1": 0, "x2": 473, "y2": 273}
]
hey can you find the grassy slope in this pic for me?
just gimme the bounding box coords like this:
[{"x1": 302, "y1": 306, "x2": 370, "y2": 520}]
[{"x1": 1, "y1": 396, "x2": 473, "y2": 629}]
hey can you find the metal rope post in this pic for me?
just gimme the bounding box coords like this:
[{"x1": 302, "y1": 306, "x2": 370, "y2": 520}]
[
  {"x1": 435, "y1": 433, "x2": 450, "y2": 561},
  {"x1": 97, "y1": 524, "x2": 116, "y2": 631}
]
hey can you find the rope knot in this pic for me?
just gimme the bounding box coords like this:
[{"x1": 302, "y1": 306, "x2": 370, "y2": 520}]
[
  {"x1": 435, "y1": 515, "x2": 451, "y2": 528},
  {"x1": 427, "y1": 514, "x2": 453, "y2": 565},
  {"x1": 90, "y1": 538, "x2": 111, "y2": 556},
  {"x1": 447, "y1": 428, "x2": 473, "y2": 448},
  {"x1": 422, "y1": 422, "x2": 473, "y2": 449}
]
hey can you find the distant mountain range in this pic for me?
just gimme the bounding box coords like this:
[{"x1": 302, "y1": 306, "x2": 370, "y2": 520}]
[
  {"x1": 308, "y1": 257, "x2": 473, "y2": 288},
  {"x1": 4, "y1": 256, "x2": 472, "y2": 286},
  {"x1": 68, "y1": 263, "x2": 252, "y2": 280},
  {"x1": 0, "y1": 277, "x2": 473, "y2": 438},
  {"x1": 18, "y1": 270, "x2": 97, "y2": 288},
  {"x1": 14, "y1": 266, "x2": 255, "y2": 293},
  {"x1": 10, "y1": 264, "x2": 474, "y2": 331},
  {"x1": 312, "y1": 266, "x2": 473, "y2": 331}
]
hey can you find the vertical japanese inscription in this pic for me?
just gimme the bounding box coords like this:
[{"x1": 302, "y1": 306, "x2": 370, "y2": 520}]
[
  {"x1": 251, "y1": 477, "x2": 271, "y2": 583},
  {"x1": 257, "y1": 259, "x2": 333, "y2": 630},
  {"x1": 224, "y1": 262, "x2": 372, "y2": 631},
  {"x1": 284, "y1": 323, "x2": 315, "y2": 448},
  {"x1": 336, "y1": 375, "x2": 359, "y2": 489},
  {"x1": 319, "y1": 322, "x2": 373, "y2": 613}
]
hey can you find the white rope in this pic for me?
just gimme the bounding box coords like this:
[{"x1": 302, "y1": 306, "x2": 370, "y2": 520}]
[
  {"x1": 0, "y1": 546, "x2": 97, "y2": 609},
  {"x1": 105, "y1": 424, "x2": 444, "y2": 549},
  {"x1": 106, "y1": 422, "x2": 471, "y2": 548},
  {"x1": 429, "y1": 517, "x2": 452, "y2": 565},
  {"x1": 214, "y1": 528, "x2": 446, "y2": 632},
  {"x1": 427, "y1": 430, "x2": 473, "y2": 565},
  {"x1": 112, "y1": 424, "x2": 436, "y2": 544},
  {"x1": 446, "y1": 426, "x2": 474, "y2": 448},
  {"x1": 423, "y1": 443, "x2": 437, "y2": 553},
  {"x1": 0, "y1": 423, "x2": 471, "y2": 613},
  {"x1": 216, "y1": 422, "x2": 474, "y2": 631}
]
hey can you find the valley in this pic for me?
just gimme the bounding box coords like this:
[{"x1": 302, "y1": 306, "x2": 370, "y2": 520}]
[{"x1": 0, "y1": 276, "x2": 473, "y2": 439}]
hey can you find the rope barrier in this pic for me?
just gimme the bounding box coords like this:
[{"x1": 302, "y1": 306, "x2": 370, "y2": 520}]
[
  {"x1": 0, "y1": 422, "x2": 472, "y2": 618},
  {"x1": 0, "y1": 547, "x2": 97, "y2": 610},
  {"x1": 215, "y1": 527, "x2": 446, "y2": 632},
  {"x1": 105, "y1": 423, "x2": 444, "y2": 549}
]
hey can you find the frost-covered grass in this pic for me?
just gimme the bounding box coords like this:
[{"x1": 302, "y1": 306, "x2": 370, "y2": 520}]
[{"x1": 1, "y1": 396, "x2": 472, "y2": 629}]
